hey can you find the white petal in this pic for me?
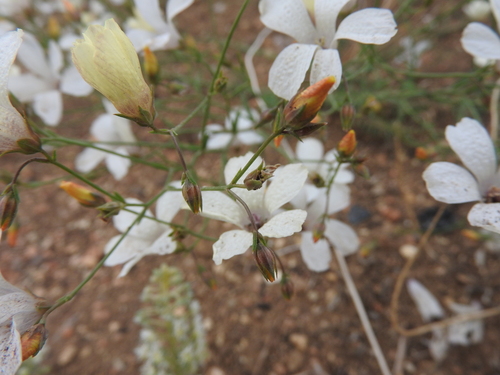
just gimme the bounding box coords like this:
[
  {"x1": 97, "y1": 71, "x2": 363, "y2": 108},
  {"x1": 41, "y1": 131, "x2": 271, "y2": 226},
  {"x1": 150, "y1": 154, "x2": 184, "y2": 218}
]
[
  {"x1": 167, "y1": 0, "x2": 194, "y2": 22},
  {"x1": 60, "y1": 66, "x2": 93, "y2": 97},
  {"x1": 135, "y1": 0, "x2": 169, "y2": 32},
  {"x1": 74, "y1": 147, "x2": 108, "y2": 174},
  {"x1": 268, "y1": 43, "x2": 318, "y2": 100},
  {"x1": 113, "y1": 198, "x2": 162, "y2": 239},
  {"x1": 407, "y1": 279, "x2": 445, "y2": 322},
  {"x1": 146, "y1": 229, "x2": 177, "y2": 255},
  {"x1": 224, "y1": 151, "x2": 262, "y2": 184},
  {"x1": 422, "y1": 162, "x2": 482, "y2": 203},
  {"x1": 149, "y1": 32, "x2": 177, "y2": 51},
  {"x1": 323, "y1": 219, "x2": 359, "y2": 256},
  {"x1": 0, "y1": 319, "x2": 21, "y2": 375},
  {"x1": 199, "y1": 191, "x2": 245, "y2": 227},
  {"x1": 265, "y1": 163, "x2": 308, "y2": 214},
  {"x1": 225, "y1": 107, "x2": 259, "y2": 131},
  {"x1": 47, "y1": 40, "x2": 63, "y2": 76},
  {"x1": 461, "y1": 22, "x2": 500, "y2": 59},
  {"x1": 468, "y1": 203, "x2": 500, "y2": 234},
  {"x1": 104, "y1": 234, "x2": 150, "y2": 266},
  {"x1": 295, "y1": 138, "x2": 324, "y2": 172},
  {"x1": 126, "y1": 29, "x2": 157, "y2": 52},
  {"x1": 236, "y1": 130, "x2": 263, "y2": 146},
  {"x1": 259, "y1": 0, "x2": 317, "y2": 43},
  {"x1": 117, "y1": 256, "x2": 141, "y2": 277},
  {"x1": 310, "y1": 48, "x2": 342, "y2": 91},
  {"x1": 314, "y1": 0, "x2": 350, "y2": 46},
  {"x1": 105, "y1": 147, "x2": 131, "y2": 180},
  {"x1": 33, "y1": 89, "x2": 62, "y2": 126},
  {"x1": 156, "y1": 184, "x2": 183, "y2": 222},
  {"x1": 446, "y1": 117, "x2": 496, "y2": 192},
  {"x1": 493, "y1": 0, "x2": 500, "y2": 25},
  {"x1": 206, "y1": 133, "x2": 232, "y2": 150},
  {"x1": 307, "y1": 185, "x2": 350, "y2": 224},
  {"x1": 212, "y1": 230, "x2": 253, "y2": 265},
  {"x1": 300, "y1": 232, "x2": 332, "y2": 272},
  {"x1": 17, "y1": 32, "x2": 52, "y2": 79},
  {"x1": 447, "y1": 302, "x2": 483, "y2": 345},
  {"x1": 0, "y1": 30, "x2": 23, "y2": 104},
  {"x1": 90, "y1": 113, "x2": 118, "y2": 142},
  {"x1": 429, "y1": 328, "x2": 449, "y2": 362},
  {"x1": 8, "y1": 73, "x2": 51, "y2": 102},
  {"x1": 58, "y1": 33, "x2": 79, "y2": 50},
  {"x1": 259, "y1": 209, "x2": 307, "y2": 238},
  {"x1": 334, "y1": 8, "x2": 397, "y2": 45}
]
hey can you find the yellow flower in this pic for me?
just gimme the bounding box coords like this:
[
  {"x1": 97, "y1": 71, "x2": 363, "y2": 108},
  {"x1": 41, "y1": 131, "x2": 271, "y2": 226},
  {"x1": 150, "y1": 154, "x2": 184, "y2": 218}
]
[
  {"x1": 0, "y1": 30, "x2": 41, "y2": 155},
  {"x1": 71, "y1": 19, "x2": 156, "y2": 127}
]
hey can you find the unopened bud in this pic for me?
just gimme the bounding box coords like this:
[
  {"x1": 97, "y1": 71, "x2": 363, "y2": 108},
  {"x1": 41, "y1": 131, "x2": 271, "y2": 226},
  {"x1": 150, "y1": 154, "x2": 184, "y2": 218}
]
[
  {"x1": 21, "y1": 324, "x2": 48, "y2": 361},
  {"x1": 274, "y1": 134, "x2": 284, "y2": 147},
  {"x1": 60, "y1": 181, "x2": 106, "y2": 208},
  {"x1": 182, "y1": 172, "x2": 202, "y2": 214},
  {"x1": 340, "y1": 103, "x2": 356, "y2": 131},
  {"x1": 283, "y1": 76, "x2": 335, "y2": 128},
  {"x1": 0, "y1": 185, "x2": 19, "y2": 232},
  {"x1": 312, "y1": 222, "x2": 326, "y2": 243},
  {"x1": 289, "y1": 122, "x2": 326, "y2": 138},
  {"x1": 254, "y1": 241, "x2": 278, "y2": 282},
  {"x1": 7, "y1": 220, "x2": 19, "y2": 247},
  {"x1": 415, "y1": 147, "x2": 429, "y2": 160},
  {"x1": 338, "y1": 130, "x2": 357, "y2": 157},
  {"x1": 16, "y1": 136, "x2": 42, "y2": 155},
  {"x1": 353, "y1": 162, "x2": 370, "y2": 179},
  {"x1": 214, "y1": 73, "x2": 227, "y2": 93},
  {"x1": 280, "y1": 274, "x2": 294, "y2": 300},
  {"x1": 47, "y1": 16, "x2": 61, "y2": 39},
  {"x1": 244, "y1": 163, "x2": 280, "y2": 190},
  {"x1": 143, "y1": 46, "x2": 160, "y2": 85},
  {"x1": 363, "y1": 95, "x2": 382, "y2": 113},
  {"x1": 96, "y1": 201, "x2": 124, "y2": 222}
]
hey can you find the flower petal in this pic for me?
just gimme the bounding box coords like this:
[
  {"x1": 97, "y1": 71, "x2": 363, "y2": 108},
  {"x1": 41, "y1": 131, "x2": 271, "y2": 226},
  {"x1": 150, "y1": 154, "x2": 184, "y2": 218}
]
[
  {"x1": 17, "y1": 32, "x2": 53, "y2": 80},
  {"x1": 104, "y1": 234, "x2": 150, "y2": 266},
  {"x1": 60, "y1": 66, "x2": 93, "y2": 97},
  {"x1": 423, "y1": 162, "x2": 482, "y2": 203},
  {"x1": 156, "y1": 182, "x2": 183, "y2": 222},
  {"x1": 323, "y1": 219, "x2": 359, "y2": 256},
  {"x1": 8, "y1": 73, "x2": 51, "y2": 102},
  {"x1": 315, "y1": 0, "x2": 351, "y2": 46},
  {"x1": 259, "y1": 0, "x2": 317, "y2": 43},
  {"x1": 447, "y1": 302, "x2": 483, "y2": 345},
  {"x1": 445, "y1": 118, "x2": 496, "y2": 193},
  {"x1": 461, "y1": 22, "x2": 500, "y2": 60},
  {"x1": 206, "y1": 132, "x2": 232, "y2": 150},
  {"x1": 212, "y1": 230, "x2": 253, "y2": 265},
  {"x1": 493, "y1": 0, "x2": 500, "y2": 25},
  {"x1": 0, "y1": 318, "x2": 21, "y2": 375},
  {"x1": 32, "y1": 89, "x2": 62, "y2": 126},
  {"x1": 334, "y1": 8, "x2": 397, "y2": 45},
  {"x1": 310, "y1": 48, "x2": 342, "y2": 91},
  {"x1": 268, "y1": 43, "x2": 318, "y2": 100},
  {"x1": 224, "y1": 151, "x2": 263, "y2": 184},
  {"x1": 299, "y1": 231, "x2": 332, "y2": 272},
  {"x1": 74, "y1": 147, "x2": 108, "y2": 174},
  {"x1": 146, "y1": 229, "x2": 177, "y2": 255},
  {"x1": 468, "y1": 202, "x2": 500, "y2": 234},
  {"x1": 265, "y1": 163, "x2": 308, "y2": 214},
  {"x1": 135, "y1": 0, "x2": 169, "y2": 32},
  {"x1": 407, "y1": 278, "x2": 445, "y2": 322},
  {"x1": 236, "y1": 130, "x2": 263, "y2": 146},
  {"x1": 105, "y1": 147, "x2": 131, "y2": 180},
  {"x1": 259, "y1": 209, "x2": 307, "y2": 238},
  {"x1": 199, "y1": 191, "x2": 245, "y2": 227},
  {"x1": 307, "y1": 185, "x2": 350, "y2": 224},
  {"x1": 296, "y1": 137, "x2": 324, "y2": 171},
  {"x1": 113, "y1": 198, "x2": 162, "y2": 238},
  {"x1": 167, "y1": 0, "x2": 194, "y2": 22}
]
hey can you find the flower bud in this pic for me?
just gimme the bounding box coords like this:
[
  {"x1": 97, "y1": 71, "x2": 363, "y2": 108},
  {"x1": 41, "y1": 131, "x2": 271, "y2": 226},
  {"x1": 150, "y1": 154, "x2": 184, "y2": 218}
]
[
  {"x1": 60, "y1": 181, "x2": 106, "y2": 208},
  {"x1": 72, "y1": 19, "x2": 156, "y2": 127},
  {"x1": 143, "y1": 46, "x2": 160, "y2": 85},
  {"x1": 7, "y1": 220, "x2": 19, "y2": 247},
  {"x1": 312, "y1": 222, "x2": 326, "y2": 243},
  {"x1": 244, "y1": 163, "x2": 280, "y2": 191},
  {"x1": 47, "y1": 15, "x2": 61, "y2": 39},
  {"x1": 280, "y1": 275, "x2": 294, "y2": 300},
  {"x1": 21, "y1": 324, "x2": 48, "y2": 361},
  {"x1": 182, "y1": 172, "x2": 202, "y2": 214},
  {"x1": 214, "y1": 73, "x2": 227, "y2": 93},
  {"x1": 363, "y1": 95, "x2": 382, "y2": 113},
  {"x1": 287, "y1": 122, "x2": 326, "y2": 138},
  {"x1": 414, "y1": 147, "x2": 429, "y2": 160},
  {"x1": 96, "y1": 201, "x2": 124, "y2": 222},
  {"x1": 338, "y1": 130, "x2": 357, "y2": 157},
  {"x1": 254, "y1": 241, "x2": 278, "y2": 282},
  {"x1": 283, "y1": 76, "x2": 335, "y2": 129},
  {"x1": 273, "y1": 134, "x2": 284, "y2": 147},
  {"x1": 340, "y1": 103, "x2": 356, "y2": 131},
  {"x1": 0, "y1": 185, "x2": 19, "y2": 233}
]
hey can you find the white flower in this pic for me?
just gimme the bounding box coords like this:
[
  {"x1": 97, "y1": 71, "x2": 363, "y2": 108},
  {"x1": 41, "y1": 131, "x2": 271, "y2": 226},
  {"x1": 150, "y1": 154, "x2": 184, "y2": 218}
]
[
  {"x1": 0, "y1": 318, "x2": 21, "y2": 375},
  {"x1": 423, "y1": 117, "x2": 500, "y2": 234},
  {"x1": 463, "y1": 0, "x2": 491, "y2": 20},
  {"x1": 75, "y1": 99, "x2": 137, "y2": 180},
  {"x1": 393, "y1": 36, "x2": 431, "y2": 68},
  {"x1": 461, "y1": 0, "x2": 500, "y2": 61},
  {"x1": 8, "y1": 32, "x2": 93, "y2": 126},
  {"x1": 205, "y1": 107, "x2": 263, "y2": 150},
  {"x1": 258, "y1": 0, "x2": 397, "y2": 99},
  {"x1": 104, "y1": 184, "x2": 183, "y2": 277},
  {"x1": 291, "y1": 138, "x2": 358, "y2": 271},
  {"x1": 125, "y1": 0, "x2": 194, "y2": 52},
  {"x1": 200, "y1": 152, "x2": 308, "y2": 265}
]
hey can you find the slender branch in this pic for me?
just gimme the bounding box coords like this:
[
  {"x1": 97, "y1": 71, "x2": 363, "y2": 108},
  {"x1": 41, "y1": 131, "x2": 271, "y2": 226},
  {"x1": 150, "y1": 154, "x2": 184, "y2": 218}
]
[
  {"x1": 226, "y1": 188, "x2": 258, "y2": 232},
  {"x1": 489, "y1": 77, "x2": 500, "y2": 141},
  {"x1": 11, "y1": 158, "x2": 50, "y2": 185}
]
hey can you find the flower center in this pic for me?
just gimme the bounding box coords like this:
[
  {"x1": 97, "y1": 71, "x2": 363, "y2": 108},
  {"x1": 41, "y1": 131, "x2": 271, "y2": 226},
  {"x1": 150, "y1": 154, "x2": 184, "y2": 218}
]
[
  {"x1": 486, "y1": 186, "x2": 500, "y2": 203},
  {"x1": 246, "y1": 213, "x2": 264, "y2": 230}
]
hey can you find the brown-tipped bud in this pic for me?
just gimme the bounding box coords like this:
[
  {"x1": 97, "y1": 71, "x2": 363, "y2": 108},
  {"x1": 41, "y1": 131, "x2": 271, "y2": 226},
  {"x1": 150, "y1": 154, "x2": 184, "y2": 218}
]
[
  {"x1": 47, "y1": 16, "x2": 61, "y2": 39},
  {"x1": 363, "y1": 95, "x2": 382, "y2": 113},
  {"x1": 182, "y1": 173, "x2": 202, "y2": 214},
  {"x1": 21, "y1": 324, "x2": 48, "y2": 361},
  {"x1": 244, "y1": 163, "x2": 280, "y2": 191},
  {"x1": 289, "y1": 122, "x2": 326, "y2": 138},
  {"x1": 353, "y1": 163, "x2": 370, "y2": 179},
  {"x1": 283, "y1": 76, "x2": 335, "y2": 128},
  {"x1": 280, "y1": 275, "x2": 294, "y2": 300},
  {"x1": 338, "y1": 130, "x2": 357, "y2": 157},
  {"x1": 59, "y1": 181, "x2": 106, "y2": 208},
  {"x1": 0, "y1": 186, "x2": 19, "y2": 232},
  {"x1": 7, "y1": 220, "x2": 19, "y2": 247},
  {"x1": 274, "y1": 134, "x2": 284, "y2": 147},
  {"x1": 254, "y1": 242, "x2": 278, "y2": 282},
  {"x1": 312, "y1": 222, "x2": 326, "y2": 243},
  {"x1": 96, "y1": 201, "x2": 124, "y2": 222},
  {"x1": 415, "y1": 147, "x2": 429, "y2": 160},
  {"x1": 143, "y1": 46, "x2": 160, "y2": 85},
  {"x1": 340, "y1": 103, "x2": 356, "y2": 131},
  {"x1": 214, "y1": 73, "x2": 227, "y2": 93}
]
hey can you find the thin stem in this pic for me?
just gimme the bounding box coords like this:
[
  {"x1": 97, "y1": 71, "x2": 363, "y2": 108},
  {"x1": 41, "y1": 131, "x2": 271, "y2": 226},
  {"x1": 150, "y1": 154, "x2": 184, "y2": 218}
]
[
  {"x1": 226, "y1": 188, "x2": 258, "y2": 232},
  {"x1": 11, "y1": 158, "x2": 50, "y2": 185},
  {"x1": 171, "y1": 96, "x2": 209, "y2": 133},
  {"x1": 489, "y1": 77, "x2": 500, "y2": 141},
  {"x1": 169, "y1": 131, "x2": 189, "y2": 172},
  {"x1": 332, "y1": 247, "x2": 392, "y2": 375}
]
